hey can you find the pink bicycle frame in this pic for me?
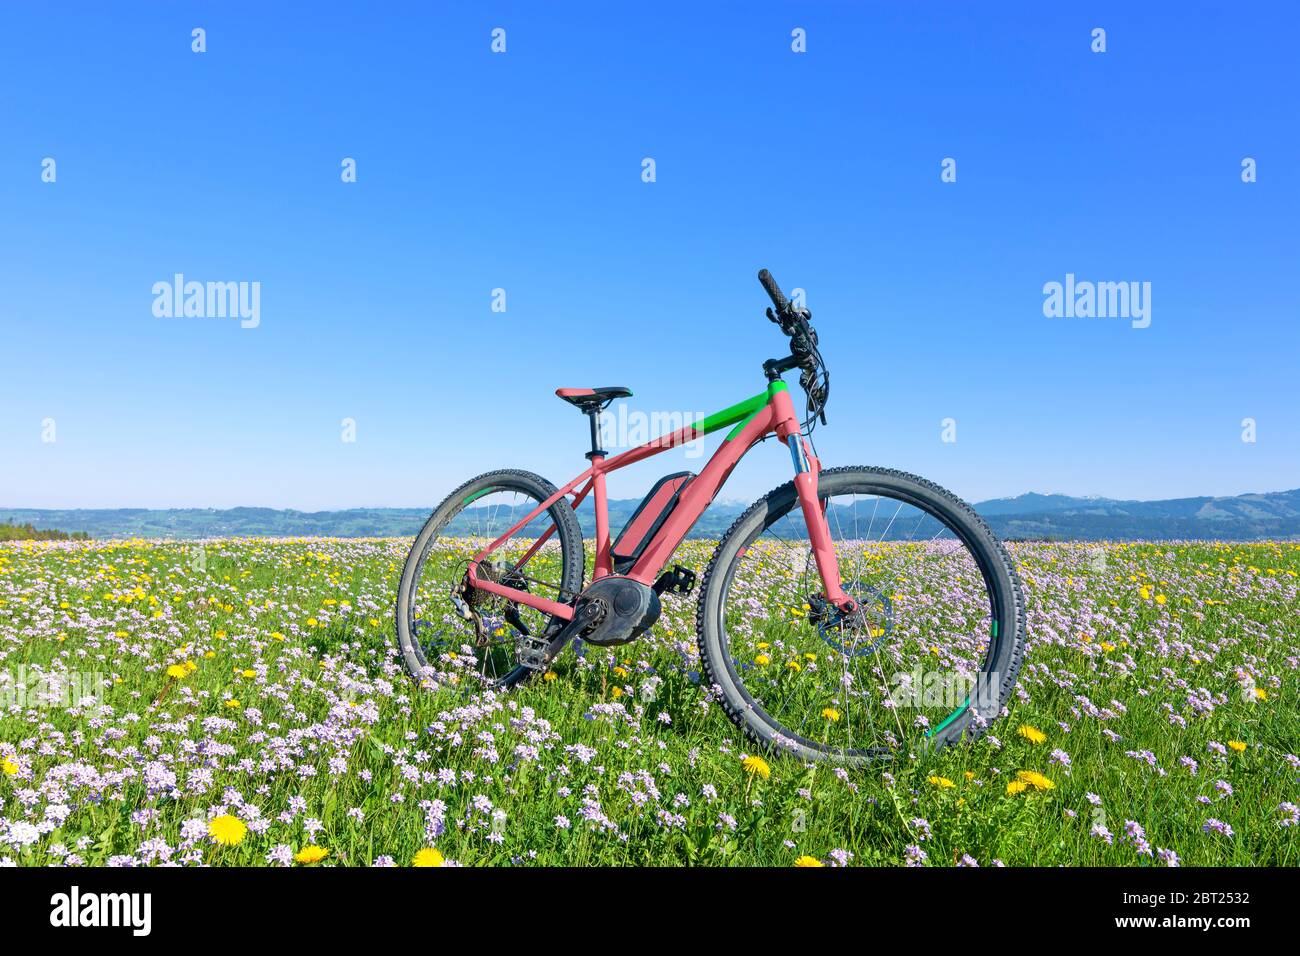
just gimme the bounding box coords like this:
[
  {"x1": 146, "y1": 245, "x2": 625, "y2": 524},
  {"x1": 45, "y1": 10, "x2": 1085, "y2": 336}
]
[{"x1": 466, "y1": 380, "x2": 853, "y2": 621}]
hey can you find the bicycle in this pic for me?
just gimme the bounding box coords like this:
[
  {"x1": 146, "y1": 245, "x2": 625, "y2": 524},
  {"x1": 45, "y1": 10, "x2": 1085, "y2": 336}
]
[{"x1": 396, "y1": 270, "x2": 1025, "y2": 764}]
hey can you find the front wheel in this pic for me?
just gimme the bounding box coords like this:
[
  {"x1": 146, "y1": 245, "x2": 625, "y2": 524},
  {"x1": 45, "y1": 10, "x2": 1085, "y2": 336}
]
[{"x1": 696, "y1": 466, "x2": 1025, "y2": 765}]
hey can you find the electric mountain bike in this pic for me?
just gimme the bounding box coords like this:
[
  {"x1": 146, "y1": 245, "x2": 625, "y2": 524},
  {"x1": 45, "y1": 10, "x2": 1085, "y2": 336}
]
[{"x1": 396, "y1": 270, "x2": 1025, "y2": 764}]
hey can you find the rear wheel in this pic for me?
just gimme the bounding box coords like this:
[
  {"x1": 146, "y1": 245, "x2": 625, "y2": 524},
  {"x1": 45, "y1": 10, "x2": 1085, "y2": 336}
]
[
  {"x1": 395, "y1": 470, "x2": 584, "y2": 690},
  {"x1": 696, "y1": 466, "x2": 1024, "y2": 764}
]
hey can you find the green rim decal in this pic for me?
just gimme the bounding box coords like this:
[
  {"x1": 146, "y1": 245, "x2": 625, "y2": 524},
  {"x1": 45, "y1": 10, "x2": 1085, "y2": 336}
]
[
  {"x1": 927, "y1": 695, "x2": 970, "y2": 738},
  {"x1": 924, "y1": 619, "x2": 997, "y2": 738},
  {"x1": 462, "y1": 487, "x2": 497, "y2": 505}
]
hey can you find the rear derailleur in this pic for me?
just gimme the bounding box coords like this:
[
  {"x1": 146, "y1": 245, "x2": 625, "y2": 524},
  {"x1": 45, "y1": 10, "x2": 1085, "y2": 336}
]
[{"x1": 450, "y1": 559, "x2": 530, "y2": 649}]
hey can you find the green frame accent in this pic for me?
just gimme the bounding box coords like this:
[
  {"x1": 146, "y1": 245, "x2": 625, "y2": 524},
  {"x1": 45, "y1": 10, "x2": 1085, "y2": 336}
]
[
  {"x1": 725, "y1": 410, "x2": 761, "y2": 441},
  {"x1": 696, "y1": 381, "x2": 788, "y2": 443},
  {"x1": 462, "y1": 487, "x2": 497, "y2": 505}
]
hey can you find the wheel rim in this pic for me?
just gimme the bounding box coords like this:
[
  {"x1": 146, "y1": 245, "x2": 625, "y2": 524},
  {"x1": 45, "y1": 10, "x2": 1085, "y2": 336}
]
[
  {"x1": 406, "y1": 486, "x2": 576, "y2": 686},
  {"x1": 716, "y1": 483, "x2": 1002, "y2": 758}
]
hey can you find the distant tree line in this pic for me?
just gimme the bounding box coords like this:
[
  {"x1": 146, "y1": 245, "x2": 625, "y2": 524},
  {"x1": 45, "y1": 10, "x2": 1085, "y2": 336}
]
[{"x1": 0, "y1": 522, "x2": 90, "y2": 541}]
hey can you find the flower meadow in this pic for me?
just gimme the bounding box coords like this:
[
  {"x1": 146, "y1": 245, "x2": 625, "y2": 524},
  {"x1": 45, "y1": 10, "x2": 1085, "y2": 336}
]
[{"x1": 0, "y1": 537, "x2": 1296, "y2": 867}]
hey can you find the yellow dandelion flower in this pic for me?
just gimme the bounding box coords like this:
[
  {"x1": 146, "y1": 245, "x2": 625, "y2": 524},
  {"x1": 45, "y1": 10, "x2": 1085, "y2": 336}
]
[
  {"x1": 224, "y1": 699, "x2": 241, "y2": 709},
  {"x1": 613, "y1": 666, "x2": 629, "y2": 678},
  {"x1": 754, "y1": 654, "x2": 771, "y2": 666},
  {"x1": 1, "y1": 757, "x2": 19, "y2": 775},
  {"x1": 927, "y1": 776, "x2": 955, "y2": 789},
  {"x1": 241, "y1": 669, "x2": 256, "y2": 679},
  {"x1": 786, "y1": 660, "x2": 802, "y2": 672},
  {"x1": 1016, "y1": 770, "x2": 1055, "y2": 790},
  {"x1": 1006, "y1": 780, "x2": 1029, "y2": 795},
  {"x1": 794, "y1": 855, "x2": 824, "y2": 867},
  {"x1": 543, "y1": 671, "x2": 558, "y2": 682},
  {"x1": 208, "y1": 814, "x2": 247, "y2": 846},
  {"x1": 1017, "y1": 724, "x2": 1047, "y2": 745},
  {"x1": 1254, "y1": 687, "x2": 1267, "y2": 701},
  {"x1": 1154, "y1": 594, "x2": 1167, "y2": 605},
  {"x1": 295, "y1": 845, "x2": 329, "y2": 864},
  {"x1": 822, "y1": 707, "x2": 841, "y2": 722},
  {"x1": 1139, "y1": 585, "x2": 1151, "y2": 600},
  {"x1": 1013, "y1": 723, "x2": 1045, "y2": 749},
  {"x1": 165, "y1": 664, "x2": 188, "y2": 680},
  {"x1": 1227, "y1": 740, "x2": 1247, "y2": 752},
  {"x1": 610, "y1": 686, "x2": 623, "y2": 698},
  {"x1": 412, "y1": 847, "x2": 444, "y2": 867},
  {"x1": 742, "y1": 755, "x2": 771, "y2": 779}
]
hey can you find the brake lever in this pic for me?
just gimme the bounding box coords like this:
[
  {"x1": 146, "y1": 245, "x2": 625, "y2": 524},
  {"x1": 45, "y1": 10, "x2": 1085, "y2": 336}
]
[{"x1": 798, "y1": 356, "x2": 828, "y2": 425}]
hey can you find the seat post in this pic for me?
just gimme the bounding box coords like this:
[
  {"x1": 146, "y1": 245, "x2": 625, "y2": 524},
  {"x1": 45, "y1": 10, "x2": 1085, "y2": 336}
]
[{"x1": 585, "y1": 408, "x2": 606, "y2": 460}]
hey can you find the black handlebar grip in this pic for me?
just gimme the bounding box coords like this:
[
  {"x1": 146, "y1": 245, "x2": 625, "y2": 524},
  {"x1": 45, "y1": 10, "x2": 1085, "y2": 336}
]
[{"x1": 758, "y1": 269, "x2": 788, "y2": 312}]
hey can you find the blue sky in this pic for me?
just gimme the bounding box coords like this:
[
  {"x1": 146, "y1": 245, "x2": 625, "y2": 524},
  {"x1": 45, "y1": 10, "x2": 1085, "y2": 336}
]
[{"x1": 1, "y1": 2, "x2": 1296, "y2": 510}]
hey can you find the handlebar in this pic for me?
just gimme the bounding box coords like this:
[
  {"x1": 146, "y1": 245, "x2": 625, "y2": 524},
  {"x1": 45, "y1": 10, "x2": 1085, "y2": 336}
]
[
  {"x1": 756, "y1": 268, "x2": 830, "y2": 425},
  {"x1": 757, "y1": 268, "x2": 789, "y2": 313},
  {"x1": 757, "y1": 268, "x2": 810, "y2": 341}
]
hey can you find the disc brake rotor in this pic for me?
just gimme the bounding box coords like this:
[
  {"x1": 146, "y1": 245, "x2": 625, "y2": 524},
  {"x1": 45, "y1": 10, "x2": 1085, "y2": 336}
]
[{"x1": 814, "y1": 581, "x2": 894, "y2": 656}]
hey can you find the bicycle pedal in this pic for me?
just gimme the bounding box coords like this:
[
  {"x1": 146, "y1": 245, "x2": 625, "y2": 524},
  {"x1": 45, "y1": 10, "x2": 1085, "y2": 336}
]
[
  {"x1": 653, "y1": 564, "x2": 696, "y2": 597},
  {"x1": 517, "y1": 635, "x2": 551, "y2": 671}
]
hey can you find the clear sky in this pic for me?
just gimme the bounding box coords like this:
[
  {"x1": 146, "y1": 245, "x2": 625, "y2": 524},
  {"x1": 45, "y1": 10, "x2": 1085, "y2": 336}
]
[{"x1": 1, "y1": 2, "x2": 1296, "y2": 510}]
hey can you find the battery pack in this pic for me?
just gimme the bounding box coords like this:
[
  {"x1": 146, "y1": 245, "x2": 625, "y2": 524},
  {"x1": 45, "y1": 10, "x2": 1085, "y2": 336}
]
[{"x1": 611, "y1": 471, "x2": 695, "y2": 573}]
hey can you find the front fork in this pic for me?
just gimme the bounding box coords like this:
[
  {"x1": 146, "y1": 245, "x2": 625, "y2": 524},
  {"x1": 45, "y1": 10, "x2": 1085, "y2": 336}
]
[{"x1": 773, "y1": 389, "x2": 853, "y2": 612}]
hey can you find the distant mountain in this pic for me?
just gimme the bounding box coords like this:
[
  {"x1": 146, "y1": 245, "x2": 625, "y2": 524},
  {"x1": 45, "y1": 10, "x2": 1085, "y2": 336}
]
[
  {"x1": 984, "y1": 489, "x2": 1300, "y2": 541},
  {"x1": 973, "y1": 492, "x2": 1123, "y2": 516},
  {"x1": 0, "y1": 507, "x2": 432, "y2": 539},
  {"x1": 2, "y1": 488, "x2": 1297, "y2": 542}
]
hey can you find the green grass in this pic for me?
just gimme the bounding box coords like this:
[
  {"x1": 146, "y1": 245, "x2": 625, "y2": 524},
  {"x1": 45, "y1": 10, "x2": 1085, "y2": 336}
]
[{"x1": 0, "y1": 538, "x2": 1295, "y2": 866}]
